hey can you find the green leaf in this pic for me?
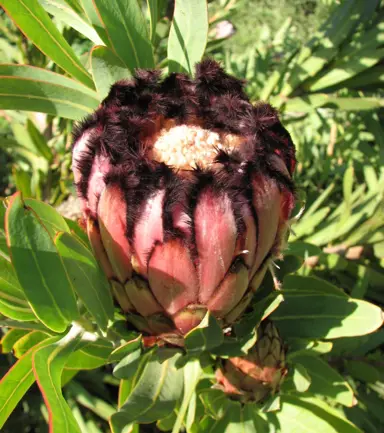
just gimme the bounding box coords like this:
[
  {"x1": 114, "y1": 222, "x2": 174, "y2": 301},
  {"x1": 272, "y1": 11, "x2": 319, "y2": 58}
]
[
  {"x1": 79, "y1": 0, "x2": 109, "y2": 44},
  {"x1": 113, "y1": 347, "x2": 143, "y2": 380},
  {"x1": 0, "y1": 255, "x2": 36, "y2": 321},
  {"x1": 199, "y1": 389, "x2": 230, "y2": 420},
  {"x1": 283, "y1": 275, "x2": 348, "y2": 298},
  {"x1": 146, "y1": 0, "x2": 160, "y2": 43},
  {"x1": 277, "y1": 396, "x2": 363, "y2": 433},
  {"x1": 281, "y1": 295, "x2": 384, "y2": 339},
  {"x1": 109, "y1": 335, "x2": 142, "y2": 363},
  {"x1": 309, "y1": 48, "x2": 384, "y2": 92},
  {"x1": 1, "y1": 0, "x2": 94, "y2": 87},
  {"x1": 26, "y1": 119, "x2": 53, "y2": 162},
  {"x1": 0, "y1": 336, "x2": 60, "y2": 429},
  {"x1": 55, "y1": 232, "x2": 114, "y2": 331},
  {"x1": 172, "y1": 359, "x2": 202, "y2": 433},
  {"x1": 91, "y1": 45, "x2": 131, "y2": 100},
  {"x1": 118, "y1": 379, "x2": 131, "y2": 409},
  {"x1": 24, "y1": 198, "x2": 70, "y2": 238},
  {"x1": 293, "y1": 355, "x2": 355, "y2": 406},
  {"x1": 12, "y1": 169, "x2": 33, "y2": 198},
  {"x1": 292, "y1": 363, "x2": 311, "y2": 393},
  {"x1": 6, "y1": 193, "x2": 79, "y2": 332},
  {"x1": 13, "y1": 330, "x2": 51, "y2": 357},
  {"x1": 66, "y1": 340, "x2": 113, "y2": 370},
  {"x1": 0, "y1": 64, "x2": 99, "y2": 120},
  {"x1": 272, "y1": 280, "x2": 384, "y2": 340},
  {"x1": 93, "y1": 0, "x2": 154, "y2": 70},
  {"x1": 111, "y1": 348, "x2": 183, "y2": 426},
  {"x1": 33, "y1": 326, "x2": 84, "y2": 433},
  {"x1": 168, "y1": 0, "x2": 208, "y2": 75},
  {"x1": 0, "y1": 328, "x2": 29, "y2": 353},
  {"x1": 184, "y1": 312, "x2": 223, "y2": 355},
  {"x1": 235, "y1": 292, "x2": 284, "y2": 337},
  {"x1": 282, "y1": 95, "x2": 384, "y2": 113},
  {"x1": 39, "y1": 0, "x2": 105, "y2": 45},
  {"x1": 280, "y1": 0, "x2": 376, "y2": 96},
  {"x1": 66, "y1": 381, "x2": 116, "y2": 420},
  {"x1": 286, "y1": 242, "x2": 322, "y2": 258},
  {"x1": 344, "y1": 360, "x2": 381, "y2": 383}
]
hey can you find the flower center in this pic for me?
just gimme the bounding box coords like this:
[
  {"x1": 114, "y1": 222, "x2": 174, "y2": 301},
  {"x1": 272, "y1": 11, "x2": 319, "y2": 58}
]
[{"x1": 151, "y1": 124, "x2": 242, "y2": 169}]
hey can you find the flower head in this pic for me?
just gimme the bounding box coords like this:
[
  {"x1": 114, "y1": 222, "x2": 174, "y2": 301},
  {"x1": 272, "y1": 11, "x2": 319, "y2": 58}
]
[{"x1": 72, "y1": 60, "x2": 296, "y2": 343}]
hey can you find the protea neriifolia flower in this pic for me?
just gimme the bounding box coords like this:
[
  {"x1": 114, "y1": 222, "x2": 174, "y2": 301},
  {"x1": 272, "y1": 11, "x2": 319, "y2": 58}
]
[
  {"x1": 72, "y1": 60, "x2": 296, "y2": 343},
  {"x1": 215, "y1": 321, "x2": 287, "y2": 402}
]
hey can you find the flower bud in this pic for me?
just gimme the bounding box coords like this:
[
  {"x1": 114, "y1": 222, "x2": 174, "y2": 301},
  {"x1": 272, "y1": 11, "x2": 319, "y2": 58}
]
[{"x1": 216, "y1": 321, "x2": 287, "y2": 402}]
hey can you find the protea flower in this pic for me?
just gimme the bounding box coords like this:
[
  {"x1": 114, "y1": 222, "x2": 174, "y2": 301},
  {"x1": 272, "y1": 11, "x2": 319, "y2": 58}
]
[
  {"x1": 215, "y1": 321, "x2": 287, "y2": 402},
  {"x1": 72, "y1": 60, "x2": 296, "y2": 343}
]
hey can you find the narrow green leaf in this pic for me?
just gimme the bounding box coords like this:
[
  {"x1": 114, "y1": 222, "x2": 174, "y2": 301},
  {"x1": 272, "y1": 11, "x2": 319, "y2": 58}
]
[
  {"x1": 39, "y1": 0, "x2": 105, "y2": 45},
  {"x1": 344, "y1": 360, "x2": 380, "y2": 383},
  {"x1": 66, "y1": 341, "x2": 113, "y2": 370},
  {"x1": 111, "y1": 348, "x2": 183, "y2": 425},
  {"x1": 0, "y1": 328, "x2": 29, "y2": 353},
  {"x1": 0, "y1": 336, "x2": 59, "y2": 429},
  {"x1": 168, "y1": 0, "x2": 208, "y2": 75},
  {"x1": 6, "y1": 193, "x2": 79, "y2": 332},
  {"x1": 342, "y1": 163, "x2": 354, "y2": 218},
  {"x1": 55, "y1": 231, "x2": 114, "y2": 331},
  {"x1": 199, "y1": 389, "x2": 230, "y2": 420},
  {"x1": 118, "y1": 380, "x2": 131, "y2": 409},
  {"x1": 146, "y1": 0, "x2": 159, "y2": 43},
  {"x1": 185, "y1": 312, "x2": 223, "y2": 354},
  {"x1": 91, "y1": 45, "x2": 131, "y2": 100},
  {"x1": 282, "y1": 95, "x2": 384, "y2": 113},
  {"x1": 32, "y1": 326, "x2": 84, "y2": 433},
  {"x1": 0, "y1": 65, "x2": 99, "y2": 120},
  {"x1": 79, "y1": 0, "x2": 110, "y2": 45},
  {"x1": 26, "y1": 119, "x2": 53, "y2": 162},
  {"x1": 283, "y1": 275, "x2": 348, "y2": 298},
  {"x1": 293, "y1": 207, "x2": 331, "y2": 238},
  {"x1": 1, "y1": 0, "x2": 94, "y2": 87},
  {"x1": 0, "y1": 319, "x2": 52, "y2": 332},
  {"x1": 172, "y1": 359, "x2": 202, "y2": 433},
  {"x1": 66, "y1": 381, "x2": 116, "y2": 420},
  {"x1": 293, "y1": 354, "x2": 355, "y2": 406},
  {"x1": 109, "y1": 335, "x2": 142, "y2": 363},
  {"x1": 13, "y1": 330, "x2": 51, "y2": 357},
  {"x1": 93, "y1": 0, "x2": 154, "y2": 70},
  {"x1": 113, "y1": 347, "x2": 143, "y2": 380},
  {"x1": 24, "y1": 198, "x2": 70, "y2": 238},
  {"x1": 12, "y1": 169, "x2": 33, "y2": 198},
  {"x1": 0, "y1": 254, "x2": 36, "y2": 321}
]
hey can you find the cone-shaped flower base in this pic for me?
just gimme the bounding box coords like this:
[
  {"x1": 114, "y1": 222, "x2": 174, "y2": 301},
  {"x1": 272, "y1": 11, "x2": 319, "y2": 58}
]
[
  {"x1": 72, "y1": 60, "x2": 296, "y2": 343},
  {"x1": 216, "y1": 321, "x2": 287, "y2": 402}
]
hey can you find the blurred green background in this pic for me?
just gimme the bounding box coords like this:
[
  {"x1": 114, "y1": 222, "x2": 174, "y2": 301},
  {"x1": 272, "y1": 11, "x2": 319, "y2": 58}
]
[{"x1": 0, "y1": 0, "x2": 383, "y2": 432}]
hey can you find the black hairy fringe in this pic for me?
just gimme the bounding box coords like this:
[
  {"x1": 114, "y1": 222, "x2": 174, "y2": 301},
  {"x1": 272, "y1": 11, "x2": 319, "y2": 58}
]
[{"x1": 72, "y1": 59, "x2": 296, "y2": 246}]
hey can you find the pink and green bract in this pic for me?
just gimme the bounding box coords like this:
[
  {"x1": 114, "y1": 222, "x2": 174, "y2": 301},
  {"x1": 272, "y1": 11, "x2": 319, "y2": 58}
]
[{"x1": 72, "y1": 60, "x2": 296, "y2": 344}]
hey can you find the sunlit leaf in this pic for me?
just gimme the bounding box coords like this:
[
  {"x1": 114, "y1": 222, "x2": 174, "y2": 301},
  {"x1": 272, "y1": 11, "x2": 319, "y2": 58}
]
[
  {"x1": 91, "y1": 45, "x2": 131, "y2": 100},
  {"x1": 6, "y1": 193, "x2": 79, "y2": 332},
  {"x1": 33, "y1": 326, "x2": 85, "y2": 433},
  {"x1": 92, "y1": 0, "x2": 154, "y2": 70},
  {"x1": 1, "y1": 0, "x2": 94, "y2": 87},
  {"x1": 0, "y1": 336, "x2": 59, "y2": 429},
  {"x1": 0, "y1": 65, "x2": 99, "y2": 119},
  {"x1": 168, "y1": 0, "x2": 208, "y2": 74},
  {"x1": 55, "y1": 231, "x2": 114, "y2": 331}
]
